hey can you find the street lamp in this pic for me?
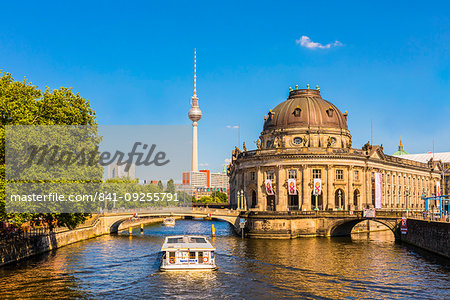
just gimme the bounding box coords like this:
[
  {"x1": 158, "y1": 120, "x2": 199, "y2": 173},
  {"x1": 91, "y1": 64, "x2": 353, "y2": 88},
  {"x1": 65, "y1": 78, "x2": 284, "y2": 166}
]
[
  {"x1": 314, "y1": 193, "x2": 319, "y2": 211},
  {"x1": 405, "y1": 188, "x2": 410, "y2": 217}
]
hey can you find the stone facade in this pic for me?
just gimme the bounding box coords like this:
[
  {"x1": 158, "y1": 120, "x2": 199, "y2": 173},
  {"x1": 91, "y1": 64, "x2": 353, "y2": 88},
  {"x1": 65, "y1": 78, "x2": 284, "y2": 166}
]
[{"x1": 229, "y1": 87, "x2": 443, "y2": 212}]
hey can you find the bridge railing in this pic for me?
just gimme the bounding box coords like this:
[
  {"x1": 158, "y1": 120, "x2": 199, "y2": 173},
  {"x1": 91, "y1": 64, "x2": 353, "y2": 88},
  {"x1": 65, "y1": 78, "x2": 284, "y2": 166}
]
[
  {"x1": 246, "y1": 210, "x2": 409, "y2": 219},
  {"x1": 103, "y1": 206, "x2": 193, "y2": 215},
  {"x1": 409, "y1": 212, "x2": 450, "y2": 223}
]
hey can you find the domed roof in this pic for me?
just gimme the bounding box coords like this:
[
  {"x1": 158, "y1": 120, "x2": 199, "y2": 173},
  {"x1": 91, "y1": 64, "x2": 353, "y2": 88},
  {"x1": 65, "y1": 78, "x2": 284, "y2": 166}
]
[{"x1": 263, "y1": 88, "x2": 348, "y2": 131}]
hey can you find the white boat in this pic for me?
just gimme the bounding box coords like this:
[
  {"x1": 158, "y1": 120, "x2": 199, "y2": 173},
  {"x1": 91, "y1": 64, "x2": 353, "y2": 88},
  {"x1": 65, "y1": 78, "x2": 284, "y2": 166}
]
[
  {"x1": 160, "y1": 235, "x2": 218, "y2": 271},
  {"x1": 162, "y1": 217, "x2": 175, "y2": 226}
]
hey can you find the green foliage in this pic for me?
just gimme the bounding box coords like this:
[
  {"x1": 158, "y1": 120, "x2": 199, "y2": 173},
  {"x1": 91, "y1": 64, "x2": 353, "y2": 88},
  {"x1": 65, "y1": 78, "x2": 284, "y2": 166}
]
[
  {"x1": 198, "y1": 196, "x2": 214, "y2": 203},
  {"x1": 210, "y1": 191, "x2": 228, "y2": 203},
  {"x1": 0, "y1": 72, "x2": 97, "y2": 229},
  {"x1": 157, "y1": 180, "x2": 164, "y2": 190},
  {"x1": 165, "y1": 178, "x2": 175, "y2": 194}
]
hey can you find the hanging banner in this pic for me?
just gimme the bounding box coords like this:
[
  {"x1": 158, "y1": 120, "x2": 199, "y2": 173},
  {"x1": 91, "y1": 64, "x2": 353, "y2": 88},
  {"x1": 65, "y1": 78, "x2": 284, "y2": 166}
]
[
  {"x1": 375, "y1": 173, "x2": 382, "y2": 209},
  {"x1": 288, "y1": 179, "x2": 297, "y2": 195},
  {"x1": 313, "y1": 179, "x2": 322, "y2": 195},
  {"x1": 265, "y1": 179, "x2": 274, "y2": 195},
  {"x1": 436, "y1": 182, "x2": 441, "y2": 208}
]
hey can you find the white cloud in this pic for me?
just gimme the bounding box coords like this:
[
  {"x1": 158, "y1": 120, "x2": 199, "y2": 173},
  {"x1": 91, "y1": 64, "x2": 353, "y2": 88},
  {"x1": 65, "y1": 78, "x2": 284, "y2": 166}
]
[
  {"x1": 226, "y1": 125, "x2": 239, "y2": 129},
  {"x1": 224, "y1": 158, "x2": 231, "y2": 164},
  {"x1": 296, "y1": 36, "x2": 343, "y2": 49},
  {"x1": 199, "y1": 163, "x2": 209, "y2": 167}
]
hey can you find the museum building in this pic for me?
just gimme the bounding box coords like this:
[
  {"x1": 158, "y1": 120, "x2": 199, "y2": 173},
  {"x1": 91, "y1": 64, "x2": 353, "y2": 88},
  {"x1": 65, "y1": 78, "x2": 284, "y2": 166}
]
[{"x1": 228, "y1": 86, "x2": 443, "y2": 212}]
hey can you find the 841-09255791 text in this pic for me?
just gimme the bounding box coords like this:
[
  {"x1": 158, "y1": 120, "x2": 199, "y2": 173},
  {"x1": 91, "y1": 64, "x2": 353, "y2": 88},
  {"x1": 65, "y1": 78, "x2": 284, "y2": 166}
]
[{"x1": 9, "y1": 192, "x2": 179, "y2": 202}]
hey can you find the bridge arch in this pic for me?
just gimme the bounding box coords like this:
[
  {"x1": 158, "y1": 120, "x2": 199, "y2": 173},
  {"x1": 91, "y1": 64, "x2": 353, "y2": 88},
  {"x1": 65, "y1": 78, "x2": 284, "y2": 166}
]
[
  {"x1": 105, "y1": 211, "x2": 240, "y2": 234},
  {"x1": 327, "y1": 218, "x2": 400, "y2": 239}
]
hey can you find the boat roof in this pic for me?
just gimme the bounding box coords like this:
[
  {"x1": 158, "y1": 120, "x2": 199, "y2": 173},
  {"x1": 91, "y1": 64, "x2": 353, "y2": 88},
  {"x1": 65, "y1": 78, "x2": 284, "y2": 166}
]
[{"x1": 161, "y1": 235, "x2": 215, "y2": 251}]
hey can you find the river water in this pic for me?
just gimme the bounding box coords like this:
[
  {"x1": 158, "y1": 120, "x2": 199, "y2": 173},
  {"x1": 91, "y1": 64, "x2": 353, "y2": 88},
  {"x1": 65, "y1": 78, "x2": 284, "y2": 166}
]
[{"x1": 0, "y1": 220, "x2": 448, "y2": 299}]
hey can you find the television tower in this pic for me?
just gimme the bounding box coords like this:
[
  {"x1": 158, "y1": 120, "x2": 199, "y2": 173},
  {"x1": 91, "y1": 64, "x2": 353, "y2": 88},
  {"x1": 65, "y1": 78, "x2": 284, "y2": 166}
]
[{"x1": 188, "y1": 49, "x2": 202, "y2": 172}]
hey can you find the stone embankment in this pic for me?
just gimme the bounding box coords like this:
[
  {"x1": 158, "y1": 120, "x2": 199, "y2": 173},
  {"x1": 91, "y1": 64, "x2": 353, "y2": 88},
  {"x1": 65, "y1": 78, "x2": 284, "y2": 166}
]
[
  {"x1": 0, "y1": 215, "x2": 165, "y2": 267},
  {"x1": 400, "y1": 218, "x2": 449, "y2": 258}
]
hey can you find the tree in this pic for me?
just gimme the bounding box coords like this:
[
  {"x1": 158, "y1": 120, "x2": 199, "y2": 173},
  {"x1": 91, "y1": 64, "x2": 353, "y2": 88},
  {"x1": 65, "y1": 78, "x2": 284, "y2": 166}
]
[
  {"x1": 0, "y1": 72, "x2": 97, "y2": 229},
  {"x1": 165, "y1": 178, "x2": 175, "y2": 194},
  {"x1": 157, "y1": 180, "x2": 164, "y2": 191},
  {"x1": 210, "y1": 191, "x2": 228, "y2": 203}
]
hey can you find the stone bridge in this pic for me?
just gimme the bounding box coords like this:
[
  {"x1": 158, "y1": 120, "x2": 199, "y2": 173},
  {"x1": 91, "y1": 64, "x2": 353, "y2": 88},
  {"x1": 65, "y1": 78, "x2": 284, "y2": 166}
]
[
  {"x1": 101, "y1": 207, "x2": 240, "y2": 234},
  {"x1": 100, "y1": 208, "x2": 406, "y2": 239},
  {"x1": 242, "y1": 210, "x2": 406, "y2": 239}
]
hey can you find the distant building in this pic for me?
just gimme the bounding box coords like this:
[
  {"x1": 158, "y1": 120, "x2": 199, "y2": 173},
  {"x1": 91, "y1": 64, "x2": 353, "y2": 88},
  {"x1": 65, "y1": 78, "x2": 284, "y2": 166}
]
[
  {"x1": 183, "y1": 171, "x2": 207, "y2": 187},
  {"x1": 107, "y1": 163, "x2": 135, "y2": 179},
  {"x1": 394, "y1": 151, "x2": 450, "y2": 195},
  {"x1": 143, "y1": 180, "x2": 159, "y2": 185},
  {"x1": 181, "y1": 170, "x2": 229, "y2": 200}
]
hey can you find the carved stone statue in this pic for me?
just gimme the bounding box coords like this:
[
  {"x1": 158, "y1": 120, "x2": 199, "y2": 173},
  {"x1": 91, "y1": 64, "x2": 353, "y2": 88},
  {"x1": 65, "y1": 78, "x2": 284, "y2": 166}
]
[
  {"x1": 274, "y1": 136, "x2": 282, "y2": 148},
  {"x1": 302, "y1": 136, "x2": 309, "y2": 147},
  {"x1": 254, "y1": 139, "x2": 261, "y2": 150},
  {"x1": 243, "y1": 142, "x2": 247, "y2": 152},
  {"x1": 347, "y1": 139, "x2": 352, "y2": 148},
  {"x1": 232, "y1": 146, "x2": 241, "y2": 160},
  {"x1": 327, "y1": 136, "x2": 332, "y2": 147},
  {"x1": 362, "y1": 141, "x2": 371, "y2": 151}
]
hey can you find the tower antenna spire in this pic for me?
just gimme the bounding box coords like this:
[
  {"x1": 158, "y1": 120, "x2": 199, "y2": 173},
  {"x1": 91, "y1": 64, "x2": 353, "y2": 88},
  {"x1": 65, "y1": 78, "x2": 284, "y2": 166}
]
[
  {"x1": 194, "y1": 48, "x2": 197, "y2": 97},
  {"x1": 188, "y1": 48, "x2": 202, "y2": 172}
]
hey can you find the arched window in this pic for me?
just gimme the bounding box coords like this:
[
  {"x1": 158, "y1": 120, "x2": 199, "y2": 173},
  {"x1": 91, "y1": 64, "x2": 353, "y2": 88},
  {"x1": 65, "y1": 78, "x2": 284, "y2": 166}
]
[
  {"x1": 311, "y1": 190, "x2": 323, "y2": 210},
  {"x1": 335, "y1": 189, "x2": 345, "y2": 210},
  {"x1": 288, "y1": 193, "x2": 299, "y2": 210},
  {"x1": 267, "y1": 195, "x2": 275, "y2": 211},
  {"x1": 353, "y1": 189, "x2": 360, "y2": 207}
]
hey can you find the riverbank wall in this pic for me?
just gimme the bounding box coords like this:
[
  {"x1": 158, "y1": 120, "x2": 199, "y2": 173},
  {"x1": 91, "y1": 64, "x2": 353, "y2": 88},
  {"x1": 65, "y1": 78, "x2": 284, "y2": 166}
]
[
  {"x1": 0, "y1": 215, "x2": 165, "y2": 267},
  {"x1": 400, "y1": 219, "x2": 449, "y2": 258}
]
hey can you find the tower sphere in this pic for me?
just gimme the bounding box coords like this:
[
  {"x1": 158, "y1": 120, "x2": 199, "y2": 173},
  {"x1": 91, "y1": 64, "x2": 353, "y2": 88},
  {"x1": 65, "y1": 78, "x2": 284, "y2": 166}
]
[{"x1": 188, "y1": 105, "x2": 202, "y2": 122}]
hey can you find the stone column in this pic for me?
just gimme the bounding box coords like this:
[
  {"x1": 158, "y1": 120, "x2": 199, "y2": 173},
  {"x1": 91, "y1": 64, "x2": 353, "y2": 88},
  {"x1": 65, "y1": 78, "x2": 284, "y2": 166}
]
[
  {"x1": 299, "y1": 166, "x2": 303, "y2": 210},
  {"x1": 303, "y1": 167, "x2": 311, "y2": 211},
  {"x1": 256, "y1": 167, "x2": 264, "y2": 211},
  {"x1": 277, "y1": 166, "x2": 287, "y2": 211},
  {"x1": 381, "y1": 170, "x2": 386, "y2": 208},
  {"x1": 327, "y1": 165, "x2": 333, "y2": 210},
  {"x1": 362, "y1": 167, "x2": 368, "y2": 208},
  {"x1": 347, "y1": 166, "x2": 353, "y2": 210}
]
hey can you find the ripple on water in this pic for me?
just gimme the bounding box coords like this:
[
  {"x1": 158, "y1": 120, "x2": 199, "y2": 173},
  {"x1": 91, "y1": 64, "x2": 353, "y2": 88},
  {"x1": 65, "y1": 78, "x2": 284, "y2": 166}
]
[{"x1": 0, "y1": 220, "x2": 448, "y2": 299}]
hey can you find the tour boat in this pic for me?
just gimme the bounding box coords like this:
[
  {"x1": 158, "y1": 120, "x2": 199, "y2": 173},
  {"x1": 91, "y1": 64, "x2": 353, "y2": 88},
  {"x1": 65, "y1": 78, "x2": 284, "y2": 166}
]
[
  {"x1": 160, "y1": 235, "x2": 218, "y2": 271},
  {"x1": 162, "y1": 217, "x2": 175, "y2": 226}
]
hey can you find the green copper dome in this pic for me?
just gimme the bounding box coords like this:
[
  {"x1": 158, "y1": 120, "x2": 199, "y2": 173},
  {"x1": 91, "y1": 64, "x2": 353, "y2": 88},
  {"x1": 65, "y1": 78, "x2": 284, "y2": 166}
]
[{"x1": 393, "y1": 139, "x2": 409, "y2": 156}]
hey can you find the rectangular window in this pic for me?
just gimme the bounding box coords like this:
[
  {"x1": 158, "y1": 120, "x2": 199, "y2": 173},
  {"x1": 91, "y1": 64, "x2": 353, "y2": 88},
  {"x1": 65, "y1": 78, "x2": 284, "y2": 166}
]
[
  {"x1": 354, "y1": 170, "x2": 359, "y2": 181},
  {"x1": 266, "y1": 171, "x2": 274, "y2": 180},
  {"x1": 250, "y1": 172, "x2": 256, "y2": 181},
  {"x1": 336, "y1": 169, "x2": 344, "y2": 180},
  {"x1": 313, "y1": 169, "x2": 321, "y2": 179},
  {"x1": 288, "y1": 169, "x2": 297, "y2": 179}
]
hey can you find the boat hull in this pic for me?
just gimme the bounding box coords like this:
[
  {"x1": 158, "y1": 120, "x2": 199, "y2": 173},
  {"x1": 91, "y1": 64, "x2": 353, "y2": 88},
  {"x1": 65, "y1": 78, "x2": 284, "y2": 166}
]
[{"x1": 160, "y1": 265, "x2": 218, "y2": 272}]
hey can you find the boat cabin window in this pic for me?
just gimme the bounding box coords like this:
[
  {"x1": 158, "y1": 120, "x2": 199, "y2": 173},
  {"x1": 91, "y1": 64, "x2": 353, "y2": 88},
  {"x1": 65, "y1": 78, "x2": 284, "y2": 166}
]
[
  {"x1": 198, "y1": 252, "x2": 203, "y2": 262},
  {"x1": 189, "y1": 251, "x2": 196, "y2": 260},
  {"x1": 167, "y1": 237, "x2": 183, "y2": 244},
  {"x1": 169, "y1": 252, "x2": 175, "y2": 258},
  {"x1": 189, "y1": 237, "x2": 207, "y2": 243}
]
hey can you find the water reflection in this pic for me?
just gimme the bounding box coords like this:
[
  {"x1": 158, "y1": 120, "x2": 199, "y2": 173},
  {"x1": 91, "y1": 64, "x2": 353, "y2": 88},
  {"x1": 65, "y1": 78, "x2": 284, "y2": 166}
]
[{"x1": 0, "y1": 220, "x2": 448, "y2": 299}]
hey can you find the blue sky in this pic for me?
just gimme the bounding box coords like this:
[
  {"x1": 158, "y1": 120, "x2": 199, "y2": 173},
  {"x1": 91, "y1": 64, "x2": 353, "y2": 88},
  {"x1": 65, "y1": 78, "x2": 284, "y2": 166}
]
[{"x1": 1, "y1": 1, "x2": 449, "y2": 173}]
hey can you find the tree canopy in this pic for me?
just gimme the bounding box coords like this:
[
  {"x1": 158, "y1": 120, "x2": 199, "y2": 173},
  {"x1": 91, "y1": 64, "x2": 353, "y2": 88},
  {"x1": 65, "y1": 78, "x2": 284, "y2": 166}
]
[{"x1": 0, "y1": 72, "x2": 97, "y2": 229}]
